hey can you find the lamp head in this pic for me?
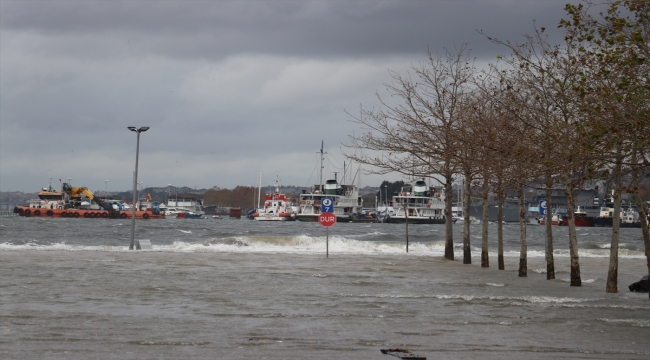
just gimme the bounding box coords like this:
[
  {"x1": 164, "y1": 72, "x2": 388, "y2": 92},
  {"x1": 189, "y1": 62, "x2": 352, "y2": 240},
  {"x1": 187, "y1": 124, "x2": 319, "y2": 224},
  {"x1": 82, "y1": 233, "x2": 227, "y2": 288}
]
[
  {"x1": 139, "y1": 127, "x2": 150, "y2": 132},
  {"x1": 128, "y1": 126, "x2": 137, "y2": 132}
]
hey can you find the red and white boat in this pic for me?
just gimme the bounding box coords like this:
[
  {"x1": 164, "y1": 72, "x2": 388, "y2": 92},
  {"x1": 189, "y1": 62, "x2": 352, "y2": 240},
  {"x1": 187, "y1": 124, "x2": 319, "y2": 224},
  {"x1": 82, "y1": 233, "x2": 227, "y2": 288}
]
[
  {"x1": 561, "y1": 208, "x2": 595, "y2": 227},
  {"x1": 251, "y1": 176, "x2": 297, "y2": 221}
]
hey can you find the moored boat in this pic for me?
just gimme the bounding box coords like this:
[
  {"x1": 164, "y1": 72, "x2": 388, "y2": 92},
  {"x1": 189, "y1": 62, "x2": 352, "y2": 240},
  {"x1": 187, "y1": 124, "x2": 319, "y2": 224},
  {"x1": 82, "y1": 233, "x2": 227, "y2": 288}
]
[
  {"x1": 13, "y1": 180, "x2": 164, "y2": 219},
  {"x1": 296, "y1": 176, "x2": 362, "y2": 222},
  {"x1": 561, "y1": 207, "x2": 595, "y2": 227},
  {"x1": 384, "y1": 180, "x2": 446, "y2": 224},
  {"x1": 166, "y1": 196, "x2": 205, "y2": 219},
  {"x1": 251, "y1": 176, "x2": 297, "y2": 221},
  {"x1": 594, "y1": 207, "x2": 643, "y2": 228},
  {"x1": 539, "y1": 213, "x2": 563, "y2": 226}
]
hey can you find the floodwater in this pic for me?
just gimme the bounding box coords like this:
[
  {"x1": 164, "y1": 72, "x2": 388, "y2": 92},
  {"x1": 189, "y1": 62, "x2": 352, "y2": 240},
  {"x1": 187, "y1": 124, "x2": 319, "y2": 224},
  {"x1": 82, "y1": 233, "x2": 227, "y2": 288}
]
[{"x1": 1, "y1": 216, "x2": 649, "y2": 359}]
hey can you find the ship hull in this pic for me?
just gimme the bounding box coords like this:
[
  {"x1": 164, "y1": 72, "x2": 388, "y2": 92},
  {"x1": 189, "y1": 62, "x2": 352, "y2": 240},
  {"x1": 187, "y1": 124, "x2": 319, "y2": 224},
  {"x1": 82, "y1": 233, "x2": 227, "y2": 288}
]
[
  {"x1": 561, "y1": 215, "x2": 595, "y2": 227},
  {"x1": 296, "y1": 214, "x2": 356, "y2": 222},
  {"x1": 14, "y1": 206, "x2": 164, "y2": 219},
  {"x1": 386, "y1": 216, "x2": 446, "y2": 224},
  {"x1": 254, "y1": 215, "x2": 294, "y2": 221},
  {"x1": 593, "y1": 217, "x2": 642, "y2": 228}
]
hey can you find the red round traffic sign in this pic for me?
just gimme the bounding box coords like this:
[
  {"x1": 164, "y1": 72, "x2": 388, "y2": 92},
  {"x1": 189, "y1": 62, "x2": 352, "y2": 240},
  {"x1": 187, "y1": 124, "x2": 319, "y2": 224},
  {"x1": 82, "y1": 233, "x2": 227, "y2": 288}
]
[{"x1": 318, "y1": 212, "x2": 337, "y2": 227}]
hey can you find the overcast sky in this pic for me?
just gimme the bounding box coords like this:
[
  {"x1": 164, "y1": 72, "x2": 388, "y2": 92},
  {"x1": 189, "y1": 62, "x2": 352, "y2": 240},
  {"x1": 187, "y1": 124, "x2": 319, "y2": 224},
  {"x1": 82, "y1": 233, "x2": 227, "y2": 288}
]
[{"x1": 1, "y1": 0, "x2": 574, "y2": 193}]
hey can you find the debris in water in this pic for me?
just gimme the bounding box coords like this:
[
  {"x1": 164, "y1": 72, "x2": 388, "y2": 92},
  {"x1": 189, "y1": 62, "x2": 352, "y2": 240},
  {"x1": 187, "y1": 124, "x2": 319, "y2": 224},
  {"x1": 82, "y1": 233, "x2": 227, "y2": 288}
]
[{"x1": 380, "y1": 348, "x2": 426, "y2": 360}]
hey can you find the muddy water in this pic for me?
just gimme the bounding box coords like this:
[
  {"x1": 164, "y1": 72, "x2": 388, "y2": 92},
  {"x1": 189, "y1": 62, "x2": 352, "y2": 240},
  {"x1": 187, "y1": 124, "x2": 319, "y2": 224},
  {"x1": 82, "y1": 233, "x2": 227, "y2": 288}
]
[{"x1": 1, "y1": 217, "x2": 648, "y2": 359}]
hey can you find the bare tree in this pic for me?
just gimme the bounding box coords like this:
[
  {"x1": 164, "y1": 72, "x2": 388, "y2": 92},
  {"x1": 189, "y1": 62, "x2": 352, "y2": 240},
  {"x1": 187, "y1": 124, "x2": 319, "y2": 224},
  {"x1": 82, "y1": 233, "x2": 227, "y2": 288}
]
[
  {"x1": 561, "y1": 0, "x2": 650, "y2": 293},
  {"x1": 475, "y1": 67, "x2": 540, "y2": 276},
  {"x1": 346, "y1": 46, "x2": 477, "y2": 261}
]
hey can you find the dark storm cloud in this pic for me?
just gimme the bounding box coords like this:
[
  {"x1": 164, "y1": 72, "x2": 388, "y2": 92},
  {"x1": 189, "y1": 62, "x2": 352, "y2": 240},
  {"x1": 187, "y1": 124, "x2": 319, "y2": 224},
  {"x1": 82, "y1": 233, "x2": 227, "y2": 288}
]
[
  {"x1": 0, "y1": 0, "x2": 577, "y2": 191},
  {"x1": 1, "y1": 0, "x2": 570, "y2": 59}
]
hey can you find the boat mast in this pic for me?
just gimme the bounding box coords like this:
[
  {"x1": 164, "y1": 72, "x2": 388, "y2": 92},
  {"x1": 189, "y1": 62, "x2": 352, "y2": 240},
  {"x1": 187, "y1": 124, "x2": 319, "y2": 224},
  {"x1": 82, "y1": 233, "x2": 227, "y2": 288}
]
[
  {"x1": 257, "y1": 171, "x2": 262, "y2": 209},
  {"x1": 319, "y1": 140, "x2": 324, "y2": 193}
]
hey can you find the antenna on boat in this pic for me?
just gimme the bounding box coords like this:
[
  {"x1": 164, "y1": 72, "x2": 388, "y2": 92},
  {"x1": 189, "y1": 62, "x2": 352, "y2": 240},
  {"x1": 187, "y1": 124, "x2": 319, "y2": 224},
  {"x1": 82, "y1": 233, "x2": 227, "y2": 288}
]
[
  {"x1": 318, "y1": 140, "x2": 327, "y2": 193},
  {"x1": 258, "y1": 171, "x2": 262, "y2": 209}
]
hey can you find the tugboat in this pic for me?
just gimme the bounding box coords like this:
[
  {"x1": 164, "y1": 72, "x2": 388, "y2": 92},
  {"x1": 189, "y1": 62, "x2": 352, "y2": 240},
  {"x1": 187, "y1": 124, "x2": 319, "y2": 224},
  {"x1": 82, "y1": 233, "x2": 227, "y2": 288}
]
[
  {"x1": 561, "y1": 207, "x2": 594, "y2": 227},
  {"x1": 13, "y1": 179, "x2": 164, "y2": 219},
  {"x1": 594, "y1": 206, "x2": 643, "y2": 228},
  {"x1": 251, "y1": 176, "x2": 297, "y2": 221},
  {"x1": 385, "y1": 180, "x2": 446, "y2": 224}
]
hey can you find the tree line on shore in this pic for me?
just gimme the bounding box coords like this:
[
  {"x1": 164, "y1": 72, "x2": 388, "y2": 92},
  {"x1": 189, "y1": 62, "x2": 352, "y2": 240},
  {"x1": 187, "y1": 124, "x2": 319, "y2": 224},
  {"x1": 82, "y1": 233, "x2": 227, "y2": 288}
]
[{"x1": 345, "y1": 0, "x2": 649, "y2": 295}]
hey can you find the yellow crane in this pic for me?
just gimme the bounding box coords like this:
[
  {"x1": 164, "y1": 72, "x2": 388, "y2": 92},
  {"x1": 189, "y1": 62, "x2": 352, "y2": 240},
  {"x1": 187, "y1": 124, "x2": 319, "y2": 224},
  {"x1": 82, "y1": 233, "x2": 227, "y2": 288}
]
[{"x1": 62, "y1": 183, "x2": 120, "y2": 218}]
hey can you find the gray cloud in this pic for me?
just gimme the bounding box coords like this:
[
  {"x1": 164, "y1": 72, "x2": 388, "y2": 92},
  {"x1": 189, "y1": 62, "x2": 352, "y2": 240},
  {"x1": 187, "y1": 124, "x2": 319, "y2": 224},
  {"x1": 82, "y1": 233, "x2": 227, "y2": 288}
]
[{"x1": 1, "y1": 0, "x2": 575, "y2": 192}]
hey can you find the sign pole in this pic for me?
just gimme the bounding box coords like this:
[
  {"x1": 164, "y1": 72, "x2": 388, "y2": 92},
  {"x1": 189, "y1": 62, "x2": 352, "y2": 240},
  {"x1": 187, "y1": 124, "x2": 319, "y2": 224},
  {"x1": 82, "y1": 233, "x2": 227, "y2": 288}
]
[
  {"x1": 405, "y1": 200, "x2": 409, "y2": 253},
  {"x1": 319, "y1": 197, "x2": 336, "y2": 258},
  {"x1": 540, "y1": 199, "x2": 547, "y2": 263}
]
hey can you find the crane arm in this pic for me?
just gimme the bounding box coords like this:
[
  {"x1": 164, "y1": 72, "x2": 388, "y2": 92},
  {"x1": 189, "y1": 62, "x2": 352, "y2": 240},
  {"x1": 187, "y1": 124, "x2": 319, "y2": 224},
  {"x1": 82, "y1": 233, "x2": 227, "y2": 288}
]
[{"x1": 69, "y1": 187, "x2": 120, "y2": 218}]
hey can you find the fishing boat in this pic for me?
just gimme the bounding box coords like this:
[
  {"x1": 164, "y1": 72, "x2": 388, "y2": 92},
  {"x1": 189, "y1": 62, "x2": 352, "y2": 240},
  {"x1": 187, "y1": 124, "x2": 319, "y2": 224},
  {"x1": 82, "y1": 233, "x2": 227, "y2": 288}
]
[
  {"x1": 13, "y1": 180, "x2": 164, "y2": 219},
  {"x1": 251, "y1": 176, "x2": 297, "y2": 221},
  {"x1": 384, "y1": 180, "x2": 446, "y2": 224}
]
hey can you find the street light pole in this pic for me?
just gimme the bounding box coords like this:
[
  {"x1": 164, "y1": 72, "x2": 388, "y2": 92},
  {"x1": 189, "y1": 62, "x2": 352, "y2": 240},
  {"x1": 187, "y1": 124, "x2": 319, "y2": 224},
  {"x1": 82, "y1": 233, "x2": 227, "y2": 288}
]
[
  {"x1": 104, "y1": 180, "x2": 108, "y2": 196},
  {"x1": 128, "y1": 126, "x2": 149, "y2": 250},
  {"x1": 384, "y1": 185, "x2": 388, "y2": 207}
]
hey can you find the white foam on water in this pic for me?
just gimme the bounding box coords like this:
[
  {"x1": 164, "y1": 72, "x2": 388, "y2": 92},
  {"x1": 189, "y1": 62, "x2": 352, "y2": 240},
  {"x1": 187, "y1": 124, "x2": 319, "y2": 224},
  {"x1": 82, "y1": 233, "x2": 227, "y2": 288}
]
[
  {"x1": 338, "y1": 293, "x2": 600, "y2": 304},
  {"x1": 597, "y1": 318, "x2": 650, "y2": 327},
  {"x1": 0, "y1": 233, "x2": 645, "y2": 259},
  {"x1": 345, "y1": 231, "x2": 389, "y2": 239},
  {"x1": 0, "y1": 242, "x2": 131, "y2": 252},
  {"x1": 560, "y1": 278, "x2": 597, "y2": 283}
]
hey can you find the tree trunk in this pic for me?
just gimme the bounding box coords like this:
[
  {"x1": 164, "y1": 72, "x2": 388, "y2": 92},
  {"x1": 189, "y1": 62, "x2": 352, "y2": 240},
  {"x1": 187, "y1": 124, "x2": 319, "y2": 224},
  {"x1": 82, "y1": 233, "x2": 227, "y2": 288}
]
[
  {"x1": 463, "y1": 174, "x2": 472, "y2": 264},
  {"x1": 444, "y1": 171, "x2": 454, "y2": 260},
  {"x1": 630, "y1": 151, "x2": 650, "y2": 299},
  {"x1": 638, "y1": 200, "x2": 650, "y2": 299},
  {"x1": 481, "y1": 176, "x2": 489, "y2": 268},
  {"x1": 606, "y1": 158, "x2": 622, "y2": 293},
  {"x1": 497, "y1": 193, "x2": 504, "y2": 270},
  {"x1": 545, "y1": 177, "x2": 555, "y2": 280},
  {"x1": 566, "y1": 188, "x2": 581, "y2": 286},
  {"x1": 517, "y1": 186, "x2": 527, "y2": 277}
]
